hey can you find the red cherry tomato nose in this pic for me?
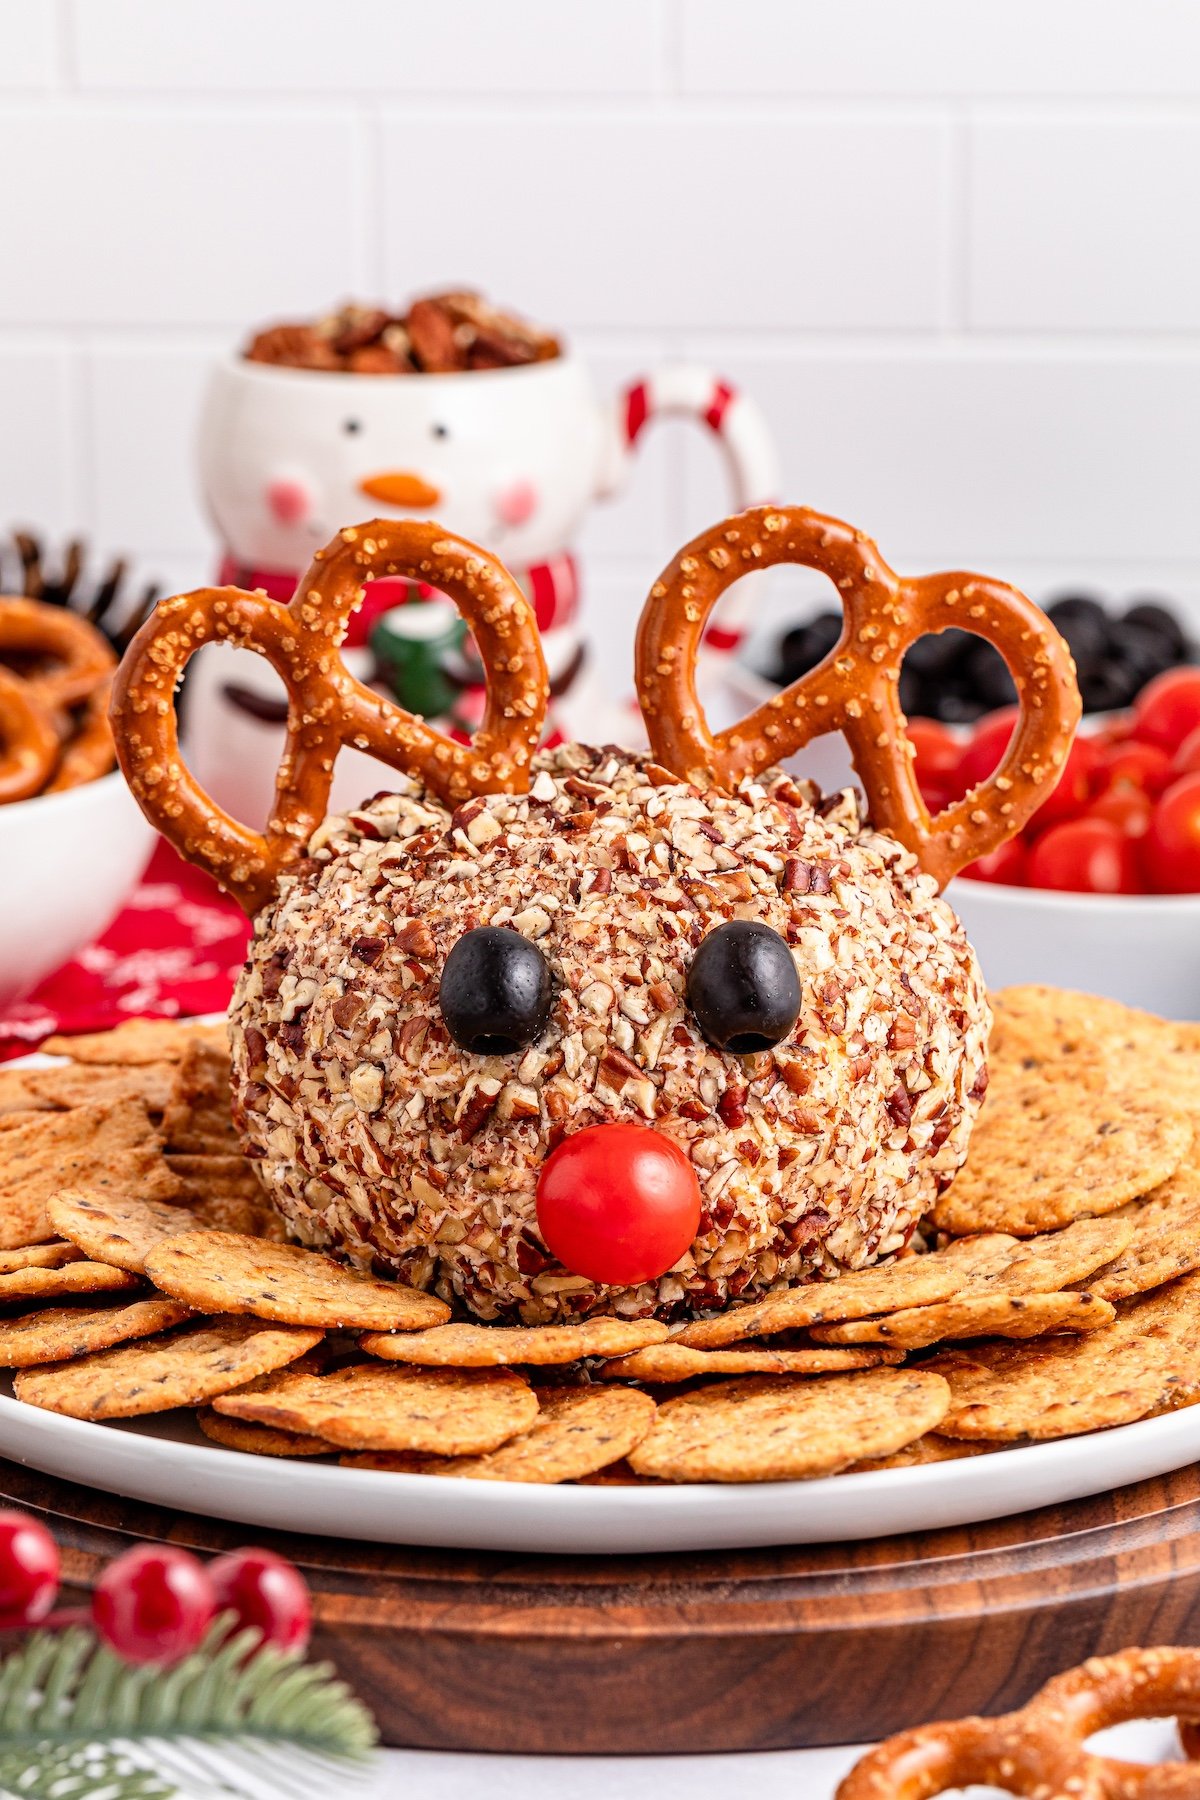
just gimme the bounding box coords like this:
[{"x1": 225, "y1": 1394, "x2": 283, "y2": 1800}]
[{"x1": 536, "y1": 1123, "x2": 702, "y2": 1288}]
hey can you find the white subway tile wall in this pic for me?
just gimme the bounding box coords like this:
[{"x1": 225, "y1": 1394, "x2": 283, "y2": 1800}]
[{"x1": 3, "y1": 0, "x2": 1200, "y2": 693}]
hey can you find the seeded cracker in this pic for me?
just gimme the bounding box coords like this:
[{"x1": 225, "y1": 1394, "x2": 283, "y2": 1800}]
[
  {"x1": 672, "y1": 1251, "x2": 983, "y2": 1349},
  {"x1": 196, "y1": 1410, "x2": 332, "y2": 1459},
  {"x1": 341, "y1": 1387, "x2": 659, "y2": 1483},
  {"x1": 166, "y1": 1153, "x2": 267, "y2": 1203},
  {"x1": 161, "y1": 1038, "x2": 239, "y2": 1154},
  {"x1": 812, "y1": 1289, "x2": 1114, "y2": 1351},
  {"x1": 0, "y1": 1298, "x2": 192, "y2": 1367},
  {"x1": 42, "y1": 1018, "x2": 228, "y2": 1066},
  {"x1": 144, "y1": 1230, "x2": 451, "y2": 1331},
  {"x1": 0, "y1": 1101, "x2": 180, "y2": 1249},
  {"x1": 214, "y1": 1363, "x2": 539, "y2": 1456},
  {"x1": 928, "y1": 1330, "x2": 1171, "y2": 1440},
  {"x1": 846, "y1": 1434, "x2": 1004, "y2": 1473},
  {"x1": 14, "y1": 1317, "x2": 323, "y2": 1420},
  {"x1": 930, "y1": 1065, "x2": 1190, "y2": 1236},
  {"x1": 21, "y1": 1061, "x2": 176, "y2": 1115},
  {"x1": 0, "y1": 1243, "x2": 83, "y2": 1274},
  {"x1": 48, "y1": 1189, "x2": 209, "y2": 1276},
  {"x1": 360, "y1": 1317, "x2": 669, "y2": 1367},
  {"x1": 0, "y1": 1261, "x2": 140, "y2": 1302},
  {"x1": 627, "y1": 1367, "x2": 952, "y2": 1482},
  {"x1": 1087, "y1": 1152, "x2": 1200, "y2": 1301},
  {"x1": 597, "y1": 1343, "x2": 904, "y2": 1383}
]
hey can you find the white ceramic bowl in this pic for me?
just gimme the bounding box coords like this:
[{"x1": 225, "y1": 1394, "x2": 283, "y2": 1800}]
[
  {"x1": 947, "y1": 879, "x2": 1200, "y2": 1020},
  {"x1": 0, "y1": 772, "x2": 156, "y2": 1007},
  {"x1": 717, "y1": 662, "x2": 1200, "y2": 1020}
]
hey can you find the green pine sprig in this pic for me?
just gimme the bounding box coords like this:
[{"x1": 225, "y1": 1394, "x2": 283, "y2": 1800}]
[{"x1": 0, "y1": 1616, "x2": 377, "y2": 1800}]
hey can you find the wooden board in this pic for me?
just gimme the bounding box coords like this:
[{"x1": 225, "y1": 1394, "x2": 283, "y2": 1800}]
[{"x1": 6, "y1": 1452, "x2": 1200, "y2": 1753}]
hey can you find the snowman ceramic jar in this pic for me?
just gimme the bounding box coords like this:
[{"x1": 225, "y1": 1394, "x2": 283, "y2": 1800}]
[{"x1": 187, "y1": 302, "x2": 778, "y2": 827}]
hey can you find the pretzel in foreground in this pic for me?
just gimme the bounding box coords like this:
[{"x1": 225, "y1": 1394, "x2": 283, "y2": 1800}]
[
  {"x1": 635, "y1": 506, "x2": 1081, "y2": 890},
  {"x1": 837, "y1": 1646, "x2": 1200, "y2": 1798},
  {"x1": 110, "y1": 521, "x2": 549, "y2": 914}
]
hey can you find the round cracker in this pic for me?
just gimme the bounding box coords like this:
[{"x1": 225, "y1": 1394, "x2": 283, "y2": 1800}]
[
  {"x1": 627, "y1": 1367, "x2": 951, "y2": 1483},
  {"x1": 597, "y1": 1343, "x2": 903, "y2": 1383},
  {"x1": 14, "y1": 1317, "x2": 323, "y2": 1420},
  {"x1": 339, "y1": 1387, "x2": 658, "y2": 1484},
  {"x1": 671, "y1": 1257, "x2": 968, "y2": 1351},
  {"x1": 196, "y1": 1409, "x2": 331, "y2": 1459},
  {"x1": 0, "y1": 1261, "x2": 140, "y2": 1302},
  {"x1": 932, "y1": 1067, "x2": 1191, "y2": 1237},
  {"x1": 48, "y1": 1188, "x2": 206, "y2": 1275},
  {"x1": 0, "y1": 1298, "x2": 193, "y2": 1368},
  {"x1": 1089, "y1": 1161, "x2": 1200, "y2": 1302},
  {"x1": 213, "y1": 1361, "x2": 537, "y2": 1456},
  {"x1": 360, "y1": 1317, "x2": 669, "y2": 1368},
  {"x1": 143, "y1": 1230, "x2": 450, "y2": 1331},
  {"x1": 929, "y1": 1329, "x2": 1171, "y2": 1441},
  {"x1": 812, "y1": 1290, "x2": 1115, "y2": 1351},
  {"x1": 0, "y1": 1242, "x2": 84, "y2": 1275}
]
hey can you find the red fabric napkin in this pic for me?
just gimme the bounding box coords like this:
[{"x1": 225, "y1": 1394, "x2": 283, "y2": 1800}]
[{"x1": 0, "y1": 840, "x2": 251, "y2": 1062}]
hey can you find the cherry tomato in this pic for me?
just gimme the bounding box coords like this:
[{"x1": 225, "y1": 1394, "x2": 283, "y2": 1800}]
[
  {"x1": 1025, "y1": 819, "x2": 1143, "y2": 895},
  {"x1": 1170, "y1": 723, "x2": 1200, "y2": 781},
  {"x1": 208, "y1": 1549, "x2": 311, "y2": 1655},
  {"x1": 1093, "y1": 739, "x2": 1174, "y2": 797},
  {"x1": 1087, "y1": 785, "x2": 1153, "y2": 840},
  {"x1": 92, "y1": 1546, "x2": 216, "y2": 1666},
  {"x1": 906, "y1": 719, "x2": 964, "y2": 795},
  {"x1": 0, "y1": 1512, "x2": 58, "y2": 1627},
  {"x1": 1143, "y1": 772, "x2": 1200, "y2": 893},
  {"x1": 959, "y1": 835, "x2": 1028, "y2": 885},
  {"x1": 1133, "y1": 667, "x2": 1200, "y2": 753},
  {"x1": 536, "y1": 1123, "x2": 702, "y2": 1287},
  {"x1": 1028, "y1": 735, "x2": 1100, "y2": 834},
  {"x1": 956, "y1": 707, "x2": 1019, "y2": 792}
]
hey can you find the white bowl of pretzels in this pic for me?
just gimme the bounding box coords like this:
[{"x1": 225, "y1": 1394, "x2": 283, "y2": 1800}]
[{"x1": 0, "y1": 597, "x2": 155, "y2": 1005}]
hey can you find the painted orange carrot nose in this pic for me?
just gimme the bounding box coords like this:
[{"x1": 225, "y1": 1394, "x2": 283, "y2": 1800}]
[{"x1": 358, "y1": 470, "x2": 441, "y2": 508}]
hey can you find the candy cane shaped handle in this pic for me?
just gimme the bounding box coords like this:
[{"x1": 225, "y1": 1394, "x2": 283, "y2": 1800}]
[{"x1": 606, "y1": 366, "x2": 779, "y2": 663}]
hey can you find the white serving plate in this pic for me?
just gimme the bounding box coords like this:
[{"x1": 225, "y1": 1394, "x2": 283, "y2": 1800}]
[{"x1": 4, "y1": 1047, "x2": 1198, "y2": 1555}]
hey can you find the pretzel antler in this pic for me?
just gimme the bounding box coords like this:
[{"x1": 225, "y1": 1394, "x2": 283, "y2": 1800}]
[
  {"x1": 837, "y1": 1646, "x2": 1200, "y2": 1798},
  {"x1": 635, "y1": 506, "x2": 1081, "y2": 890},
  {"x1": 110, "y1": 521, "x2": 549, "y2": 914}
]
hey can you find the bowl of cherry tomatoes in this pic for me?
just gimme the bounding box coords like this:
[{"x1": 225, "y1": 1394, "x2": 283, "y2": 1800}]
[{"x1": 924, "y1": 667, "x2": 1200, "y2": 1019}]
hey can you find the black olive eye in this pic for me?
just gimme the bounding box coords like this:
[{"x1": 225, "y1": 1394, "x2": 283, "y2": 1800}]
[
  {"x1": 439, "y1": 926, "x2": 552, "y2": 1056},
  {"x1": 432, "y1": 422, "x2": 449, "y2": 439},
  {"x1": 686, "y1": 920, "x2": 801, "y2": 1055},
  {"x1": 343, "y1": 418, "x2": 362, "y2": 435}
]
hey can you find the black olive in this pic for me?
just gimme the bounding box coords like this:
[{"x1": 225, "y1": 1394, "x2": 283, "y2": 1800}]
[
  {"x1": 686, "y1": 920, "x2": 801, "y2": 1056},
  {"x1": 439, "y1": 927, "x2": 552, "y2": 1056}
]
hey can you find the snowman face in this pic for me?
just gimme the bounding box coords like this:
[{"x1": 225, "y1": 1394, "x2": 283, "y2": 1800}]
[{"x1": 198, "y1": 355, "x2": 607, "y2": 576}]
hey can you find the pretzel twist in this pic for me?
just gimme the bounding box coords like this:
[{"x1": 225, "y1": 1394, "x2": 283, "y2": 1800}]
[
  {"x1": 45, "y1": 673, "x2": 115, "y2": 793},
  {"x1": 0, "y1": 665, "x2": 59, "y2": 803},
  {"x1": 837, "y1": 1647, "x2": 1200, "y2": 1798},
  {"x1": 635, "y1": 506, "x2": 1081, "y2": 890},
  {"x1": 0, "y1": 595, "x2": 116, "y2": 710},
  {"x1": 110, "y1": 521, "x2": 549, "y2": 914}
]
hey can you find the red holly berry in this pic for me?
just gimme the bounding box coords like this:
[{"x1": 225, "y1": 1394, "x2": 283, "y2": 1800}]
[
  {"x1": 92, "y1": 1545, "x2": 217, "y2": 1666},
  {"x1": 208, "y1": 1549, "x2": 311, "y2": 1655},
  {"x1": 0, "y1": 1511, "x2": 59, "y2": 1627}
]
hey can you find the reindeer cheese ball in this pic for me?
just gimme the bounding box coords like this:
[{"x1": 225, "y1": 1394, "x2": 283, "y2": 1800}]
[{"x1": 111, "y1": 508, "x2": 1080, "y2": 1325}]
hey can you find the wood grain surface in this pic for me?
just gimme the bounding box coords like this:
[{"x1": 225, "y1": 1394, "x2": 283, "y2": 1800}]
[{"x1": 7, "y1": 1454, "x2": 1200, "y2": 1753}]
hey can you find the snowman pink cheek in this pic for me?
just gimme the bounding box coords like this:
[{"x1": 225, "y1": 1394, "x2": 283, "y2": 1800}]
[
  {"x1": 265, "y1": 478, "x2": 312, "y2": 526},
  {"x1": 495, "y1": 480, "x2": 538, "y2": 528}
]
